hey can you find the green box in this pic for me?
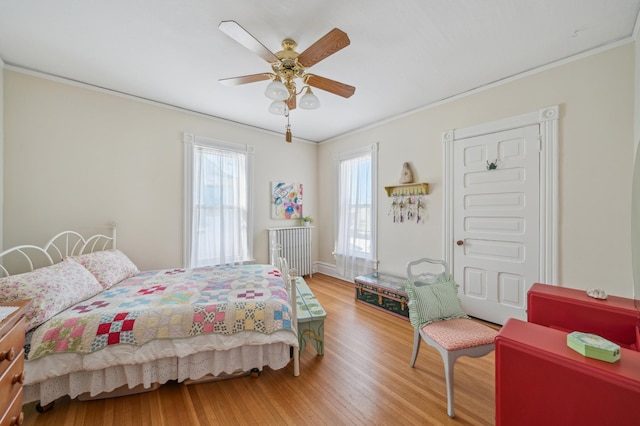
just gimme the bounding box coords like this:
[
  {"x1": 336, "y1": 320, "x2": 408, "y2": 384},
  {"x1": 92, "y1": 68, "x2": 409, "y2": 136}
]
[
  {"x1": 354, "y1": 273, "x2": 409, "y2": 320},
  {"x1": 567, "y1": 331, "x2": 621, "y2": 363}
]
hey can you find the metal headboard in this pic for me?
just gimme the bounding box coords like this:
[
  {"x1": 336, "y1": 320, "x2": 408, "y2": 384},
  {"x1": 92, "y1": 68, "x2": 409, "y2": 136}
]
[{"x1": 0, "y1": 223, "x2": 117, "y2": 277}]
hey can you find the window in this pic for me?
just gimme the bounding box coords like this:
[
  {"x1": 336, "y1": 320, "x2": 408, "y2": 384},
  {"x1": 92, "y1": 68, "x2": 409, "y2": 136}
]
[
  {"x1": 183, "y1": 134, "x2": 254, "y2": 267},
  {"x1": 334, "y1": 143, "x2": 378, "y2": 280}
]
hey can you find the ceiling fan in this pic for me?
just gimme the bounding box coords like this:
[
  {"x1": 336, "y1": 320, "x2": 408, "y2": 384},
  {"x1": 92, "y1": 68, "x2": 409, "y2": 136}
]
[{"x1": 218, "y1": 20, "x2": 355, "y2": 142}]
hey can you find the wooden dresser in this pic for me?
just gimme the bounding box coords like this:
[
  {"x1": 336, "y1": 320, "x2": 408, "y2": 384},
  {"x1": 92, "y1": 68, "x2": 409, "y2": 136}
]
[{"x1": 0, "y1": 301, "x2": 30, "y2": 426}]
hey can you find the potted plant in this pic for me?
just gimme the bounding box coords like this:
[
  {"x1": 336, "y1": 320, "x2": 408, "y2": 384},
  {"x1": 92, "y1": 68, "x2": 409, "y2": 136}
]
[{"x1": 300, "y1": 216, "x2": 313, "y2": 227}]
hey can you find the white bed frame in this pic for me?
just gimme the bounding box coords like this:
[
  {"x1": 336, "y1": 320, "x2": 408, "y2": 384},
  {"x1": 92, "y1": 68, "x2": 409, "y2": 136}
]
[
  {"x1": 0, "y1": 227, "x2": 117, "y2": 277},
  {"x1": 0, "y1": 225, "x2": 299, "y2": 408}
]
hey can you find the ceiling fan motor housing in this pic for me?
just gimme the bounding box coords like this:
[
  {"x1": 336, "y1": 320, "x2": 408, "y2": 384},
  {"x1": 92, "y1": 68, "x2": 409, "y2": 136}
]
[
  {"x1": 272, "y1": 39, "x2": 306, "y2": 96},
  {"x1": 218, "y1": 21, "x2": 355, "y2": 102}
]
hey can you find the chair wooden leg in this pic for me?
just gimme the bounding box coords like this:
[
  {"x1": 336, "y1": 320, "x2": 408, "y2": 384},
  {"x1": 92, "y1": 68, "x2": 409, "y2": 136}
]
[
  {"x1": 443, "y1": 344, "x2": 496, "y2": 418},
  {"x1": 443, "y1": 351, "x2": 457, "y2": 418},
  {"x1": 410, "y1": 329, "x2": 421, "y2": 367}
]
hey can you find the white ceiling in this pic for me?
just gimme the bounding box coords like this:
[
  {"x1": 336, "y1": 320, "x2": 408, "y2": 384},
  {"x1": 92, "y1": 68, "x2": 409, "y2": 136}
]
[{"x1": 0, "y1": 1, "x2": 638, "y2": 142}]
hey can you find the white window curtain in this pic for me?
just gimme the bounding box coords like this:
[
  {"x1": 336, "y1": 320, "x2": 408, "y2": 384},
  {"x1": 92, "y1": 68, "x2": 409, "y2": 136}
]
[
  {"x1": 335, "y1": 143, "x2": 378, "y2": 281},
  {"x1": 183, "y1": 134, "x2": 254, "y2": 267}
]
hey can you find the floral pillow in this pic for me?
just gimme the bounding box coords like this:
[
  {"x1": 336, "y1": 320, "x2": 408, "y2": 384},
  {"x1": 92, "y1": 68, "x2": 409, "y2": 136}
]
[
  {"x1": 73, "y1": 249, "x2": 139, "y2": 289},
  {"x1": 0, "y1": 258, "x2": 103, "y2": 330}
]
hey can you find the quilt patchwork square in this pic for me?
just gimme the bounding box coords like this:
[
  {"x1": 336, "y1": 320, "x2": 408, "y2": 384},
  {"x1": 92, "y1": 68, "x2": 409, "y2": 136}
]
[
  {"x1": 137, "y1": 308, "x2": 184, "y2": 340},
  {"x1": 191, "y1": 304, "x2": 228, "y2": 334},
  {"x1": 137, "y1": 285, "x2": 166, "y2": 295},
  {"x1": 232, "y1": 301, "x2": 269, "y2": 333},
  {"x1": 72, "y1": 300, "x2": 110, "y2": 314},
  {"x1": 92, "y1": 311, "x2": 138, "y2": 351},
  {"x1": 159, "y1": 293, "x2": 192, "y2": 305},
  {"x1": 237, "y1": 289, "x2": 265, "y2": 300},
  {"x1": 29, "y1": 316, "x2": 90, "y2": 359}
]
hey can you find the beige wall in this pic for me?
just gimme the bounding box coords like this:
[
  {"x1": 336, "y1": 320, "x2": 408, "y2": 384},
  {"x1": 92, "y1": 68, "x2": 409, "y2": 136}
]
[
  {"x1": 319, "y1": 43, "x2": 636, "y2": 297},
  {"x1": 0, "y1": 58, "x2": 3, "y2": 250},
  {"x1": 3, "y1": 70, "x2": 317, "y2": 271}
]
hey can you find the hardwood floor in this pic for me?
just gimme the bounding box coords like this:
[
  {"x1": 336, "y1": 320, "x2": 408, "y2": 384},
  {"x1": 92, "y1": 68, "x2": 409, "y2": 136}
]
[{"x1": 22, "y1": 274, "x2": 496, "y2": 425}]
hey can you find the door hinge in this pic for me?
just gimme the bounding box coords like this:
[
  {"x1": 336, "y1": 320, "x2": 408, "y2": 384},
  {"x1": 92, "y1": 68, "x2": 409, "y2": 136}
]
[{"x1": 537, "y1": 136, "x2": 542, "y2": 152}]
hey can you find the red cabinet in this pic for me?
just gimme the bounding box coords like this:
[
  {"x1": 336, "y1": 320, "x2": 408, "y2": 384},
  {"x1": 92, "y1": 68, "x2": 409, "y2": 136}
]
[
  {"x1": 496, "y1": 318, "x2": 640, "y2": 425},
  {"x1": 495, "y1": 284, "x2": 640, "y2": 425},
  {"x1": 527, "y1": 282, "x2": 639, "y2": 349}
]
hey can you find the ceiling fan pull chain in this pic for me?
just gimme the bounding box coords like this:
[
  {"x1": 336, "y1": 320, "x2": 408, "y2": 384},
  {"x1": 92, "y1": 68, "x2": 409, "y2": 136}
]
[{"x1": 285, "y1": 111, "x2": 292, "y2": 143}]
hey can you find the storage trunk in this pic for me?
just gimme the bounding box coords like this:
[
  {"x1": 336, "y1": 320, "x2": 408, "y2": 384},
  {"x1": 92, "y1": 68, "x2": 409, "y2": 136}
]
[{"x1": 354, "y1": 273, "x2": 409, "y2": 320}]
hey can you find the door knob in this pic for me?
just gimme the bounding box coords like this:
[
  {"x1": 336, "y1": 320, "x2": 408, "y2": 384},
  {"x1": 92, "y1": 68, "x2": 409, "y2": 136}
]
[{"x1": 456, "y1": 240, "x2": 464, "y2": 246}]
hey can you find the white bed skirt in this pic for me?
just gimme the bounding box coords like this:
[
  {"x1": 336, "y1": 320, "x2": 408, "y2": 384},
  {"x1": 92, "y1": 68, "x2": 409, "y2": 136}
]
[
  {"x1": 24, "y1": 342, "x2": 292, "y2": 406},
  {"x1": 24, "y1": 331, "x2": 297, "y2": 406}
]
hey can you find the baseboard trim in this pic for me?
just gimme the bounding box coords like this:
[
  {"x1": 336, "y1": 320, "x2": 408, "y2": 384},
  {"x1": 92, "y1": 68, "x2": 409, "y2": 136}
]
[{"x1": 313, "y1": 262, "x2": 351, "y2": 282}]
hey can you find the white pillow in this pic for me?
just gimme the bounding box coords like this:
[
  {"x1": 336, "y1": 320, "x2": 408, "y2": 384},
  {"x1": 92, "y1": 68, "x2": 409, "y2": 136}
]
[
  {"x1": 0, "y1": 258, "x2": 103, "y2": 330},
  {"x1": 73, "y1": 249, "x2": 139, "y2": 289}
]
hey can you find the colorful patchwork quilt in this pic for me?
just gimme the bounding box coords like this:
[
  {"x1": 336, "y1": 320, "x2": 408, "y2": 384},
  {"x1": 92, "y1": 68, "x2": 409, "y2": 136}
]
[{"x1": 26, "y1": 264, "x2": 294, "y2": 360}]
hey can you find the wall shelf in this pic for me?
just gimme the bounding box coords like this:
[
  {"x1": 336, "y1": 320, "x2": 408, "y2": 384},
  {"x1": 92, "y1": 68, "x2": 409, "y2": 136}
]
[{"x1": 384, "y1": 182, "x2": 429, "y2": 197}]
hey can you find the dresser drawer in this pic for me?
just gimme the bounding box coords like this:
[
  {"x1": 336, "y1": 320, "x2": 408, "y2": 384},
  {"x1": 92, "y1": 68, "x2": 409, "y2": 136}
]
[
  {"x1": 0, "y1": 317, "x2": 26, "y2": 379},
  {"x1": 0, "y1": 302, "x2": 29, "y2": 426},
  {"x1": 0, "y1": 351, "x2": 24, "y2": 418},
  {"x1": 0, "y1": 387, "x2": 24, "y2": 426}
]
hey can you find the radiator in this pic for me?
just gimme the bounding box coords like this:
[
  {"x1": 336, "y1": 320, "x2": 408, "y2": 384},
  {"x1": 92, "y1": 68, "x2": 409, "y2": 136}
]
[{"x1": 268, "y1": 226, "x2": 313, "y2": 277}]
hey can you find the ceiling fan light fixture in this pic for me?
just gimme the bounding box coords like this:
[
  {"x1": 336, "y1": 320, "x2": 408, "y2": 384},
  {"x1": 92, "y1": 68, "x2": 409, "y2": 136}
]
[
  {"x1": 299, "y1": 87, "x2": 320, "y2": 110},
  {"x1": 268, "y1": 100, "x2": 288, "y2": 115},
  {"x1": 265, "y1": 79, "x2": 290, "y2": 101},
  {"x1": 218, "y1": 21, "x2": 355, "y2": 143}
]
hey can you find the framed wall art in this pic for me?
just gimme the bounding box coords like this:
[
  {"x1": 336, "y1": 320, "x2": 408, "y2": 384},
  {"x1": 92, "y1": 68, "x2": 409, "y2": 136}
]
[{"x1": 271, "y1": 182, "x2": 303, "y2": 219}]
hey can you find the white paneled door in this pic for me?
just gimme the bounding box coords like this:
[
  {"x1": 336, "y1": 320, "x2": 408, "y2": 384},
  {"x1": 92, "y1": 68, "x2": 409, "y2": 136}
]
[{"x1": 452, "y1": 124, "x2": 540, "y2": 324}]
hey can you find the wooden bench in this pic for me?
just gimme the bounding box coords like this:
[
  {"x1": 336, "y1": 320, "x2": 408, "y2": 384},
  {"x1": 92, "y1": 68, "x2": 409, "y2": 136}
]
[{"x1": 295, "y1": 277, "x2": 326, "y2": 355}]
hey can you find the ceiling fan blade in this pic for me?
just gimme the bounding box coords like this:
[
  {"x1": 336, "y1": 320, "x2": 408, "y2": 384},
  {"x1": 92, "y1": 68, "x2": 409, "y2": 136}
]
[
  {"x1": 306, "y1": 74, "x2": 355, "y2": 98},
  {"x1": 297, "y1": 28, "x2": 350, "y2": 68},
  {"x1": 286, "y1": 94, "x2": 296, "y2": 110},
  {"x1": 219, "y1": 73, "x2": 273, "y2": 86},
  {"x1": 219, "y1": 20, "x2": 279, "y2": 63}
]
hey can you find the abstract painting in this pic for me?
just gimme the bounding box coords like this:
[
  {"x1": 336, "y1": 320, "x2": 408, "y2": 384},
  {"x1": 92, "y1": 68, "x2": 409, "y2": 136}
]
[{"x1": 271, "y1": 182, "x2": 303, "y2": 219}]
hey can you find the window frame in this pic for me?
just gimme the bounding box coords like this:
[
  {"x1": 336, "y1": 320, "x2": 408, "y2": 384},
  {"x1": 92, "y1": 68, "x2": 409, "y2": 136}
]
[
  {"x1": 183, "y1": 133, "x2": 254, "y2": 267},
  {"x1": 334, "y1": 143, "x2": 378, "y2": 269}
]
